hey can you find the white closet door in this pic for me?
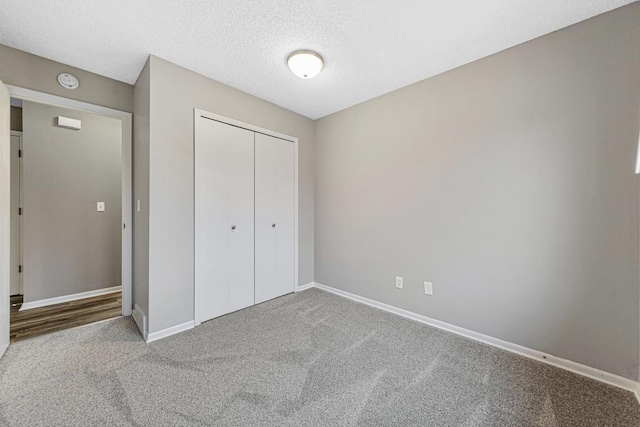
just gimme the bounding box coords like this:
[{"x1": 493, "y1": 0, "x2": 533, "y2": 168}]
[
  {"x1": 227, "y1": 126, "x2": 255, "y2": 313},
  {"x1": 255, "y1": 133, "x2": 295, "y2": 304},
  {"x1": 195, "y1": 118, "x2": 254, "y2": 323}
]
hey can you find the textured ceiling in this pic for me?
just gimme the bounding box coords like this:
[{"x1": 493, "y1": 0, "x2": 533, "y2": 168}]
[{"x1": 0, "y1": 0, "x2": 635, "y2": 119}]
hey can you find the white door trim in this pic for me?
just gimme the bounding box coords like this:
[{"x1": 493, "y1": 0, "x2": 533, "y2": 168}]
[
  {"x1": 6, "y1": 85, "x2": 133, "y2": 317},
  {"x1": 1, "y1": 80, "x2": 10, "y2": 358},
  {"x1": 195, "y1": 110, "x2": 298, "y2": 143},
  {"x1": 193, "y1": 108, "x2": 299, "y2": 326}
]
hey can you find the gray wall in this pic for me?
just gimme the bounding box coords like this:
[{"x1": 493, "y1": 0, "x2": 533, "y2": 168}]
[
  {"x1": 22, "y1": 101, "x2": 122, "y2": 302},
  {"x1": 133, "y1": 59, "x2": 150, "y2": 317},
  {"x1": 315, "y1": 4, "x2": 640, "y2": 380},
  {"x1": 0, "y1": 44, "x2": 132, "y2": 113},
  {"x1": 145, "y1": 56, "x2": 315, "y2": 334}
]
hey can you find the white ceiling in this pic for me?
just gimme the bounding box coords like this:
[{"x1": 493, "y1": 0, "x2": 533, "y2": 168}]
[{"x1": 0, "y1": 0, "x2": 635, "y2": 119}]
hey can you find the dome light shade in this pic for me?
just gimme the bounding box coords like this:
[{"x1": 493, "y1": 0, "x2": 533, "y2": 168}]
[{"x1": 287, "y1": 50, "x2": 324, "y2": 79}]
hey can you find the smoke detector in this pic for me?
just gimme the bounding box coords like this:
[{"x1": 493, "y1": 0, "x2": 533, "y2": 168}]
[{"x1": 57, "y1": 73, "x2": 79, "y2": 89}]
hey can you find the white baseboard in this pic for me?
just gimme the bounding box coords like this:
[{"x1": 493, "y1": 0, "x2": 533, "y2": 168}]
[
  {"x1": 146, "y1": 320, "x2": 194, "y2": 343},
  {"x1": 19, "y1": 286, "x2": 122, "y2": 311},
  {"x1": 0, "y1": 343, "x2": 7, "y2": 359},
  {"x1": 132, "y1": 304, "x2": 148, "y2": 341},
  {"x1": 295, "y1": 282, "x2": 315, "y2": 292},
  {"x1": 311, "y1": 282, "x2": 640, "y2": 397}
]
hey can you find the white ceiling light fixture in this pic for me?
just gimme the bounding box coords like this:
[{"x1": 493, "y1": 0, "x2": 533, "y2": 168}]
[{"x1": 287, "y1": 50, "x2": 324, "y2": 79}]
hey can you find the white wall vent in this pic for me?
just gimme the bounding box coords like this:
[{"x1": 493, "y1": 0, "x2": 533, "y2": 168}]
[{"x1": 56, "y1": 116, "x2": 81, "y2": 130}]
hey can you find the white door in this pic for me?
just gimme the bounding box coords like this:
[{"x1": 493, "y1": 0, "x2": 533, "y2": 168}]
[
  {"x1": 10, "y1": 131, "x2": 21, "y2": 296},
  {"x1": 0, "y1": 80, "x2": 10, "y2": 357},
  {"x1": 255, "y1": 133, "x2": 295, "y2": 304},
  {"x1": 195, "y1": 117, "x2": 254, "y2": 323}
]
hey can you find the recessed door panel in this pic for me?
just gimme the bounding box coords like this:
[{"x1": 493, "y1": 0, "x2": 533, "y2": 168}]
[
  {"x1": 255, "y1": 134, "x2": 276, "y2": 304},
  {"x1": 274, "y1": 136, "x2": 295, "y2": 300},
  {"x1": 195, "y1": 117, "x2": 254, "y2": 323},
  {"x1": 255, "y1": 133, "x2": 294, "y2": 304},
  {"x1": 227, "y1": 126, "x2": 255, "y2": 313}
]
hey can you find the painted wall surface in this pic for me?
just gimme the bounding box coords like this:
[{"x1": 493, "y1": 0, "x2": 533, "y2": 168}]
[
  {"x1": 0, "y1": 44, "x2": 133, "y2": 113},
  {"x1": 315, "y1": 4, "x2": 640, "y2": 380},
  {"x1": 133, "y1": 59, "x2": 150, "y2": 318},
  {"x1": 22, "y1": 101, "x2": 122, "y2": 302},
  {"x1": 146, "y1": 56, "x2": 315, "y2": 333}
]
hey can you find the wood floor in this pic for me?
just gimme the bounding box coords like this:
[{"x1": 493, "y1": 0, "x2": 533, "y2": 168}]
[{"x1": 10, "y1": 292, "x2": 122, "y2": 342}]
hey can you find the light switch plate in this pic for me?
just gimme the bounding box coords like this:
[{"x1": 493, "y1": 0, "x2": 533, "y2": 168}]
[
  {"x1": 136, "y1": 200, "x2": 141, "y2": 212},
  {"x1": 424, "y1": 282, "x2": 433, "y2": 295},
  {"x1": 97, "y1": 202, "x2": 105, "y2": 212}
]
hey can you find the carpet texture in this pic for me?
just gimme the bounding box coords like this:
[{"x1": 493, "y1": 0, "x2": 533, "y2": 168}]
[{"x1": 0, "y1": 288, "x2": 638, "y2": 426}]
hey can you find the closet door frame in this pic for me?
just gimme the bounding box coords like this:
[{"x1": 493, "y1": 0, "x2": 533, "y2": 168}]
[{"x1": 193, "y1": 109, "x2": 299, "y2": 326}]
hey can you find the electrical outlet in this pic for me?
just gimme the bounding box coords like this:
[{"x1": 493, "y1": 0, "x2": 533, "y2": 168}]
[
  {"x1": 395, "y1": 276, "x2": 403, "y2": 289},
  {"x1": 424, "y1": 282, "x2": 433, "y2": 296}
]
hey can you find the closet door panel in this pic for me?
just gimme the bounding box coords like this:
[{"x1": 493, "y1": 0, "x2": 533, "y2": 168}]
[
  {"x1": 274, "y1": 138, "x2": 295, "y2": 298},
  {"x1": 197, "y1": 113, "x2": 295, "y2": 323},
  {"x1": 227, "y1": 126, "x2": 255, "y2": 313},
  {"x1": 195, "y1": 118, "x2": 254, "y2": 323},
  {"x1": 255, "y1": 133, "x2": 295, "y2": 304},
  {"x1": 254, "y1": 133, "x2": 277, "y2": 304},
  {"x1": 195, "y1": 118, "x2": 230, "y2": 322}
]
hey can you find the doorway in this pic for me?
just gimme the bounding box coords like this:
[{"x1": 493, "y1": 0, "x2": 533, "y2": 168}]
[
  {"x1": 9, "y1": 126, "x2": 22, "y2": 300},
  {"x1": 3, "y1": 86, "x2": 132, "y2": 343}
]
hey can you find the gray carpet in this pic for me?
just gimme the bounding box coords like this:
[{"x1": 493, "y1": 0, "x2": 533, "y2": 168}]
[{"x1": 0, "y1": 288, "x2": 638, "y2": 426}]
